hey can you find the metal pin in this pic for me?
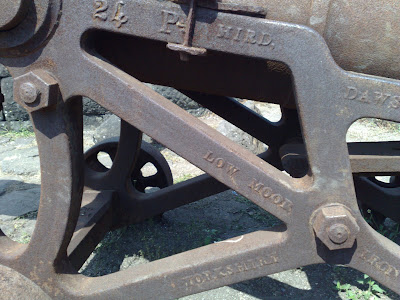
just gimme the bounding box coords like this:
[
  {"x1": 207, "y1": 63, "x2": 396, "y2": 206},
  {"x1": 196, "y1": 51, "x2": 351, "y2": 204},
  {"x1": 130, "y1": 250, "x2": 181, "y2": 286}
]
[{"x1": 167, "y1": 0, "x2": 207, "y2": 61}]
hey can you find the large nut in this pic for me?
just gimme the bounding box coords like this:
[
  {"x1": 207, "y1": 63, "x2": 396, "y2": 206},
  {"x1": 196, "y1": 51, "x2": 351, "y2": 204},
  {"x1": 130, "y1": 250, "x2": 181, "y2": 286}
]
[
  {"x1": 0, "y1": 0, "x2": 62, "y2": 58},
  {"x1": 312, "y1": 205, "x2": 360, "y2": 250},
  {"x1": 13, "y1": 70, "x2": 60, "y2": 112}
]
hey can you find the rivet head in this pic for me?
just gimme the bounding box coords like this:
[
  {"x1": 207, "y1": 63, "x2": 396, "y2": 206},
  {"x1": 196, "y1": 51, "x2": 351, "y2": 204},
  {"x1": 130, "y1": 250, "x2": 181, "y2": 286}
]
[{"x1": 19, "y1": 82, "x2": 40, "y2": 104}]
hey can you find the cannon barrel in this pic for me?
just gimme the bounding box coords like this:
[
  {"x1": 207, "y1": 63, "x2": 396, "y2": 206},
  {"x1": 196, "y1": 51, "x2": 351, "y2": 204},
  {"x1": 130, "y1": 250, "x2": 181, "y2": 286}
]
[
  {"x1": 195, "y1": 0, "x2": 400, "y2": 80},
  {"x1": 0, "y1": 0, "x2": 400, "y2": 298}
]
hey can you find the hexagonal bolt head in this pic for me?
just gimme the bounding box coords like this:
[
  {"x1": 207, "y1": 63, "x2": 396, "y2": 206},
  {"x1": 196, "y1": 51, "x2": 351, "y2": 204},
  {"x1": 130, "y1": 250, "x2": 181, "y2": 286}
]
[
  {"x1": 13, "y1": 70, "x2": 60, "y2": 112},
  {"x1": 312, "y1": 205, "x2": 360, "y2": 250}
]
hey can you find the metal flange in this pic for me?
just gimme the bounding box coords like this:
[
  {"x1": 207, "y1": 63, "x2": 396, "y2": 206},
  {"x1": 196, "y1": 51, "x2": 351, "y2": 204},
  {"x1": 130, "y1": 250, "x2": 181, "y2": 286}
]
[
  {"x1": 0, "y1": 0, "x2": 61, "y2": 57},
  {"x1": 0, "y1": 0, "x2": 30, "y2": 31}
]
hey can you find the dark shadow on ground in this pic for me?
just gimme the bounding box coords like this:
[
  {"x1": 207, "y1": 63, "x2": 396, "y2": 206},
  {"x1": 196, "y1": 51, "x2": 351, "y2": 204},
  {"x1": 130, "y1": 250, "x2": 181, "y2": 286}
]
[
  {"x1": 0, "y1": 179, "x2": 40, "y2": 243},
  {"x1": 0, "y1": 179, "x2": 399, "y2": 299},
  {"x1": 80, "y1": 190, "x2": 400, "y2": 299},
  {"x1": 0, "y1": 179, "x2": 40, "y2": 218}
]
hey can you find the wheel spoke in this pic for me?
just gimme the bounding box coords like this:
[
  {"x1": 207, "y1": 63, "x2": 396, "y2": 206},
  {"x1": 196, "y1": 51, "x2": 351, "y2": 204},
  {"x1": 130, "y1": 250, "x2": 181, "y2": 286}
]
[
  {"x1": 68, "y1": 190, "x2": 114, "y2": 270},
  {"x1": 85, "y1": 152, "x2": 110, "y2": 173},
  {"x1": 16, "y1": 97, "x2": 83, "y2": 278},
  {"x1": 59, "y1": 228, "x2": 322, "y2": 299},
  {"x1": 140, "y1": 174, "x2": 163, "y2": 189},
  {"x1": 348, "y1": 221, "x2": 400, "y2": 295},
  {"x1": 107, "y1": 120, "x2": 142, "y2": 182}
]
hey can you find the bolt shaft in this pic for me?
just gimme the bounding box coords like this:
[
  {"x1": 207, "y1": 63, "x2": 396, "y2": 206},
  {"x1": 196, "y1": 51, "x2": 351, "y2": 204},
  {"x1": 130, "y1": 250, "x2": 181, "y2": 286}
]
[
  {"x1": 19, "y1": 82, "x2": 39, "y2": 104},
  {"x1": 328, "y1": 223, "x2": 349, "y2": 244}
]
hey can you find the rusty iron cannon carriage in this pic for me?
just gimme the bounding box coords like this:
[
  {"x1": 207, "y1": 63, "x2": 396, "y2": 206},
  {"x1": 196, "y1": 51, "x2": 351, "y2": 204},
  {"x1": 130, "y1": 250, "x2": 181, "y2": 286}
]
[{"x1": 0, "y1": 0, "x2": 399, "y2": 298}]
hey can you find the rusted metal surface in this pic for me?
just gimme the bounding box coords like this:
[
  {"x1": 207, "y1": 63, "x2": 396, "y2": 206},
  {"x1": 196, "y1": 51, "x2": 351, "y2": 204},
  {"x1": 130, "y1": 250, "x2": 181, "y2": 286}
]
[
  {"x1": 312, "y1": 205, "x2": 360, "y2": 251},
  {"x1": 170, "y1": 0, "x2": 268, "y2": 17},
  {"x1": 0, "y1": 0, "x2": 61, "y2": 57},
  {"x1": 68, "y1": 190, "x2": 114, "y2": 270},
  {"x1": 14, "y1": 70, "x2": 60, "y2": 111},
  {"x1": 167, "y1": 0, "x2": 207, "y2": 60},
  {"x1": 0, "y1": 0, "x2": 30, "y2": 31},
  {"x1": 0, "y1": 264, "x2": 51, "y2": 300},
  {"x1": 0, "y1": 0, "x2": 399, "y2": 299},
  {"x1": 172, "y1": 0, "x2": 400, "y2": 80}
]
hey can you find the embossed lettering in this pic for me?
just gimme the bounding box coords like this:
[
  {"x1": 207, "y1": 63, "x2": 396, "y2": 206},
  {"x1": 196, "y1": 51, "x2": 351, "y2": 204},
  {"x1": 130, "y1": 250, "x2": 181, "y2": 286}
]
[
  {"x1": 345, "y1": 86, "x2": 358, "y2": 100},
  {"x1": 216, "y1": 24, "x2": 273, "y2": 48},
  {"x1": 204, "y1": 151, "x2": 240, "y2": 177},
  {"x1": 93, "y1": 0, "x2": 128, "y2": 28},
  {"x1": 203, "y1": 151, "x2": 215, "y2": 163},
  {"x1": 248, "y1": 179, "x2": 265, "y2": 193},
  {"x1": 93, "y1": 0, "x2": 108, "y2": 21},
  {"x1": 235, "y1": 261, "x2": 247, "y2": 272},
  {"x1": 366, "y1": 253, "x2": 380, "y2": 265},
  {"x1": 344, "y1": 86, "x2": 400, "y2": 110},
  {"x1": 271, "y1": 194, "x2": 284, "y2": 205},
  {"x1": 359, "y1": 249, "x2": 399, "y2": 278},
  {"x1": 215, "y1": 158, "x2": 225, "y2": 168},
  {"x1": 201, "y1": 271, "x2": 212, "y2": 281},
  {"x1": 112, "y1": 1, "x2": 128, "y2": 28},
  {"x1": 181, "y1": 253, "x2": 279, "y2": 288},
  {"x1": 390, "y1": 96, "x2": 400, "y2": 109},
  {"x1": 282, "y1": 201, "x2": 293, "y2": 213},
  {"x1": 373, "y1": 92, "x2": 391, "y2": 105},
  {"x1": 160, "y1": 10, "x2": 179, "y2": 34},
  {"x1": 245, "y1": 30, "x2": 257, "y2": 44},
  {"x1": 262, "y1": 187, "x2": 273, "y2": 198},
  {"x1": 258, "y1": 33, "x2": 273, "y2": 46},
  {"x1": 248, "y1": 179, "x2": 293, "y2": 213},
  {"x1": 217, "y1": 24, "x2": 233, "y2": 39},
  {"x1": 374, "y1": 91, "x2": 382, "y2": 103},
  {"x1": 226, "y1": 163, "x2": 240, "y2": 176},
  {"x1": 233, "y1": 28, "x2": 243, "y2": 41},
  {"x1": 194, "y1": 274, "x2": 202, "y2": 284},
  {"x1": 377, "y1": 262, "x2": 392, "y2": 274},
  {"x1": 358, "y1": 90, "x2": 370, "y2": 103},
  {"x1": 225, "y1": 265, "x2": 234, "y2": 275}
]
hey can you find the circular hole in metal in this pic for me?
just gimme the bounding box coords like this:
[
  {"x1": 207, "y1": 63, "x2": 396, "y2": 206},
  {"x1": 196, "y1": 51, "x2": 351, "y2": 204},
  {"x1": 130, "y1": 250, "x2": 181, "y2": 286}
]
[
  {"x1": 97, "y1": 151, "x2": 113, "y2": 169},
  {"x1": 141, "y1": 162, "x2": 157, "y2": 177}
]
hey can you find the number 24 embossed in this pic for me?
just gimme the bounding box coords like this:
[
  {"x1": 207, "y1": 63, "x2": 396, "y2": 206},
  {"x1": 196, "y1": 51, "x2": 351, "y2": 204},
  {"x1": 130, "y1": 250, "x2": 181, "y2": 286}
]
[{"x1": 93, "y1": 1, "x2": 128, "y2": 28}]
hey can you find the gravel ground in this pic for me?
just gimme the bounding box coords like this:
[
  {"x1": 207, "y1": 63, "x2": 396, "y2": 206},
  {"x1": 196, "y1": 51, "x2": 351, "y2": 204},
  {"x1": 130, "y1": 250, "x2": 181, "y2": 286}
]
[{"x1": 0, "y1": 104, "x2": 399, "y2": 299}]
